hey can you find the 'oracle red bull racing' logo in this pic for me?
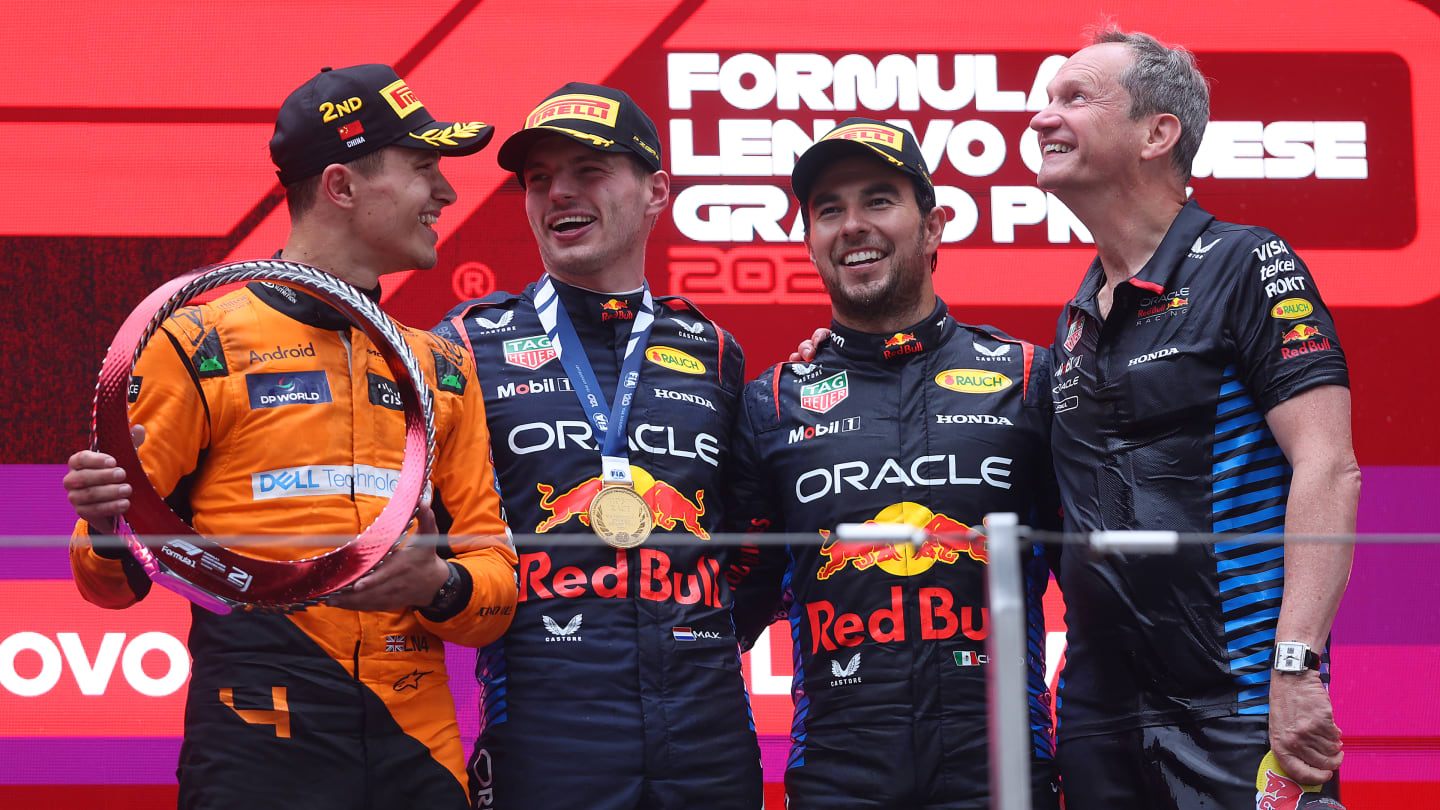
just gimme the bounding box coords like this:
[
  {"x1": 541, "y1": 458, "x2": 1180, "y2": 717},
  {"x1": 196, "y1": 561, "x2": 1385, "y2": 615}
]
[
  {"x1": 535, "y1": 465, "x2": 708, "y2": 539},
  {"x1": 815, "y1": 502, "x2": 984, "y2": 580}
]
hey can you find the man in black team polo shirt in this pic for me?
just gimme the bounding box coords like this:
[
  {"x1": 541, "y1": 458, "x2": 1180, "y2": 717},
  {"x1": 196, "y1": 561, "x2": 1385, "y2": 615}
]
[{"x1": 1029, "y1": 29, "x2": 1359, "y2": 809}]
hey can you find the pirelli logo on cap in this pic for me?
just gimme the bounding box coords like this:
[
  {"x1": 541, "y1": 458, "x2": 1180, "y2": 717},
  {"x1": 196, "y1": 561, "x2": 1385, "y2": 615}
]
[
  {"x1": 380, "y1": 79, "x2": 425, "y2": 119},
  {"x1": 825, "y1": 123, "x2": 905, "y2": 150},
  {"x1": 526, "y1": 94, "x2": 620, "y2": 129}
]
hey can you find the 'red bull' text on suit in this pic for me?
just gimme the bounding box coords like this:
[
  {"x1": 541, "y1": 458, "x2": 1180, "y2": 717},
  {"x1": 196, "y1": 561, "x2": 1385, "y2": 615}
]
[
  {"x1": 436, "y1": 278, "x2": 762, "y2": 809},
  {"x1": 726, "y1": 302, "x2": 1060, "y2": 810},
  {"x1": 71, "y1": 280, "x2": 517, "y2": 810}
]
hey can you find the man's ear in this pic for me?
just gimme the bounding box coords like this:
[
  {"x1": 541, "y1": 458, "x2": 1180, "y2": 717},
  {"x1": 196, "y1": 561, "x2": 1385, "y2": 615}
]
[
  {"x1": 922, "y1": 203, "x2": 946, "y2": 256},
  {"x1": 1140, "y1": 113, "x2": 1182, "y2": 164},
  {"x1": 320, "y1": 163, "x2": 358, "y2": 209}
]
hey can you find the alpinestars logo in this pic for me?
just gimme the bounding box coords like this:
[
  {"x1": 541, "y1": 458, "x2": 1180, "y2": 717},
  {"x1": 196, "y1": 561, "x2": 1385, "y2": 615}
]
[
  {"x1": 830, "y1": 652, "x2": 861, "y2": 686},
  {"x1": 543, "y1": 614, "x2": 583, "y2": 642}
]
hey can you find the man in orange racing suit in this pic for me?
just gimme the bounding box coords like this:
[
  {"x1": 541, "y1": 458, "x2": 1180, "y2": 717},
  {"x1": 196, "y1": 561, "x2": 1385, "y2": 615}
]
[{"x1": 62, "y1": 64, "x2": 517, "y2": 810}]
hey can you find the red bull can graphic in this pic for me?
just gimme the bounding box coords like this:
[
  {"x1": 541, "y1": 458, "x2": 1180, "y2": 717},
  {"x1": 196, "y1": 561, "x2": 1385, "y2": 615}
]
[
  {"x1": 815, "y1": 503, "x2": 983, "y2": 579},
  {"x1": 1254, "y1": 751, "x2": 1321, "y2": 810},
  {"x1": 535, "y1": 466, "x2": 708, "y2": 539}
]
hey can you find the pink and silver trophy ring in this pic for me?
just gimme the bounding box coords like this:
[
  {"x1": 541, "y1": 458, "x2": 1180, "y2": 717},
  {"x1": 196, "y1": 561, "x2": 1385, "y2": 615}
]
[{"x1": 91, "y1": 260, "x2": 434, "y2": 614}]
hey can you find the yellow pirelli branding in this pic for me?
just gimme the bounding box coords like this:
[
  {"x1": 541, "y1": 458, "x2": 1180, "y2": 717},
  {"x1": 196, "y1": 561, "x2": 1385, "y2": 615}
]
[
  {"x1": 935, "y1": 369, "x2": 1012, "y2": 394},
  {"x1": 645, "y1": 346, "x2": 706, "y2": 375},
  {"x1": 526, "y1": 94, "x2": 619, "y2": 129},
  {"x1": 824, "y1": 123, "x2": 905, "y2": 150},
  {"x1": 380, "y1": 79, "x2": 425, "y2": 119}
]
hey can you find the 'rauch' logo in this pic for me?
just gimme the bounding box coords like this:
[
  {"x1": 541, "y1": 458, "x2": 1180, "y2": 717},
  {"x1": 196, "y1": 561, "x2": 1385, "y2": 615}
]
[
  {"x1": 935, "y1": 369, "x2": 1012, "y2": 394},
  {"x1": 645, "y1": 346, "x2": 705, "y2": 375},
  {"x1": 800, "y1": 371, "x2": 849, "y2": 414},
  {"x1": 503, "y1": 335, "x2": 557, "y2": 370},
  {"x1": 1270, "y1": 298, "x2": 1315, "y2": 320}
]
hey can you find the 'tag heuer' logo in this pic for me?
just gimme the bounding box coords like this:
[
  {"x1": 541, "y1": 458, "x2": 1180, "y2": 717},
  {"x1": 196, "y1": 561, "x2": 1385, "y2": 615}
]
[
  {"x1": 1271, "y1": 298, "x2": 1315, "y2": 319},
  {"x1": 816, "y1": 502, "x2": 983, "y2": 580},
  {"x1": 825, "y1": 122, "x2": 905, "y2": 150},
  {"x1": 800, "y1": 371, "x2": 849, "y2": 413},
  {"x1": 380, "y1": 79, "x2": 424, "y2": 119},
  {"x1": 935, "y1": 369, "x2": 1012, "y2": 394},
  {"x1": 646, "y1": 346, "x2": 705, "y2": 374},
  {"x1": 1063, "y1": 314, "x2": 1084, "y2": 352},
  {"x1": 503, "y1": 335, "x2": 557, "y2": 370},
  {"x1": 526, "y1": 94, "x2": 620, "y2": 129}
]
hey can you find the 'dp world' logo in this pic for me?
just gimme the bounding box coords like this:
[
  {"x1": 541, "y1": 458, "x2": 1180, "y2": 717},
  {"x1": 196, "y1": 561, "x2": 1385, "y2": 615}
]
[
  {"x1": 526, "y1": 94, "x2": 620, "y2": 129},
  {"x1": 380, "y1": 79, "x2": 424, "y2": 119},
  {"x1": 825, "y1": 122, "x2": 906, "y2": 149}
]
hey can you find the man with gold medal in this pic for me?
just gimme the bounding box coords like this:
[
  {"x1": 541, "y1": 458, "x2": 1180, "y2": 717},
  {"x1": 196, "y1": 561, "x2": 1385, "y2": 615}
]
[{"x1": 435, "y1": 84, "x2": 760, "y2": 808}]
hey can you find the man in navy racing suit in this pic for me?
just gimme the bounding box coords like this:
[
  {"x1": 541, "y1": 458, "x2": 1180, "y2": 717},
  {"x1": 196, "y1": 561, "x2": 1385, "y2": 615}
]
[
  {"x1": 434, "y1": 83, "x2": 761, "y2": 809},
  {"x1": 1029, "y1": 30, "x2": 1358, "y2": 808},
  {"x1": 726, "y1": 118, "x2": 1060, "y2": 810}
]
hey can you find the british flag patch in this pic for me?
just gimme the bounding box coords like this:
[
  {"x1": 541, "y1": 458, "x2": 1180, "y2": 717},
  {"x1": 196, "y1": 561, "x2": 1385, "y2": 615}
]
[{"x1": 385, "y1": 635, "x2": 406, "y2": 652}]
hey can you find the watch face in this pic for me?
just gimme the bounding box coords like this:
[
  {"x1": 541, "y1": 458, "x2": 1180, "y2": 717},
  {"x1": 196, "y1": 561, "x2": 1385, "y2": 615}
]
[{"x1": 1275, "y1": 642, "x2": 1308, "y2": 671}]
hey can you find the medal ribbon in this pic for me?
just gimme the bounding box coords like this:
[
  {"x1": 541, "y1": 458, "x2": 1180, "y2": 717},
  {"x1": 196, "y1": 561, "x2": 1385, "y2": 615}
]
[{"x1": 534, "y1": 275, "x2": 654, "y2": 485}]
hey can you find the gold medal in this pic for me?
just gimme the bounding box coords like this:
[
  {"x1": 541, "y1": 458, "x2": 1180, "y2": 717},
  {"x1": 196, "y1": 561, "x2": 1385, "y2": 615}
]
[{"x1": 589, "y1": 483, "x2": 654, "y2": 548}]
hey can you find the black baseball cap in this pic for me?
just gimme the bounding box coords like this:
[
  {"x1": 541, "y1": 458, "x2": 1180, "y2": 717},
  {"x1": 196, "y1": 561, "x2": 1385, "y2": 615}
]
[
  {"x1": 791, "y1": 117, "x2": 933, "y2": 206},
  {"x1": 496, "y1": 82, "x2": 662, "y2": 176},
  {"x1": 270, "y1": 64, "x2": 495, "y2": 186}
]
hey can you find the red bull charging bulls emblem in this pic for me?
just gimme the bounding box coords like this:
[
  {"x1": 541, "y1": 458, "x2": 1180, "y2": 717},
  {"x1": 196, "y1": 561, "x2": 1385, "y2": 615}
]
[
  {"x1": 816, "y1": 502, "x2": 984, "y2": 580},
  {"x1": 536, "y1": 465, "x2": 708, "y2": 539}
]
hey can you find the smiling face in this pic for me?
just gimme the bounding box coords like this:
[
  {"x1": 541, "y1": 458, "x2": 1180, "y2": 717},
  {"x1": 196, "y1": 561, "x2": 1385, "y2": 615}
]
[
  {"x1": 521, "y1": 136, "x2": 667, "y2": 289},
  {"x1": 1029, "y1": 42, "x2": 1146, "y2": 197},
  {"x1": 803, "y1": 154, "x2": 943, "y2": 330},
  {"x1": 348, "y1": 146, "x2": 456, "y2": 275}
]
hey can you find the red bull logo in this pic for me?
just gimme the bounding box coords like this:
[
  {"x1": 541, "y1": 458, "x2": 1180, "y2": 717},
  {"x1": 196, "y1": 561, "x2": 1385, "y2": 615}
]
[
  {"x1": 601, "y1": 298, "x2": 634, "y2": 321},
  {"x1": 808, "y1": 585, "x2": 986, "y2": 653},
  {"x1": 881, "y1": 332, "x2": 922, "y2": 359},
  {"x1": 519, "y1": 549, "x2": 725, "y2": 607},
  {"x1": 815, "y1": 503, "x2": 984, "y2": 580},
  {"x1": 1170, "y1": 296, "x2": 1189, "y2": 308},
  {"x1": 1282, "y1": 323, "x2": 1321, "y2": 343},
  {"x1": 1254, "y1": 751, "x2": 1319, "y2": 810},
  {"x1": 534, "y1": 466, "x2": 708, "y2": 539}
]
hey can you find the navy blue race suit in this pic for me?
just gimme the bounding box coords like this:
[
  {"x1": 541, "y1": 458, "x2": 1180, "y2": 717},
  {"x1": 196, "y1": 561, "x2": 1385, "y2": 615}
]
[
  {"x1": 436, "y1": 279, "x2": 761, "y2": 810},
  {"x1": 726, "y1": 301, "x2": 1059, "y2": 810}
]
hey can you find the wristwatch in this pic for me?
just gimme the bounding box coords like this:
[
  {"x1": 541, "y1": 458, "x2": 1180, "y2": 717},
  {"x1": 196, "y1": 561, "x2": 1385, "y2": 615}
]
[
  {"x1": 1272, "y1": 641, "x2": 1321, "y2": 673},
  {"x1": 426, "y1": 561, "x2": 463, "y2": 613}
]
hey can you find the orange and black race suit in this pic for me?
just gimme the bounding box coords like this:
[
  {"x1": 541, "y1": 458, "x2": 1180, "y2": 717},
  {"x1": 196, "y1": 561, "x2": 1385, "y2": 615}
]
[{"x1": 70, "y1": 279, "x2": 517, "y2": 810}]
